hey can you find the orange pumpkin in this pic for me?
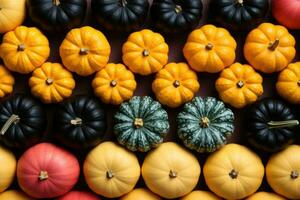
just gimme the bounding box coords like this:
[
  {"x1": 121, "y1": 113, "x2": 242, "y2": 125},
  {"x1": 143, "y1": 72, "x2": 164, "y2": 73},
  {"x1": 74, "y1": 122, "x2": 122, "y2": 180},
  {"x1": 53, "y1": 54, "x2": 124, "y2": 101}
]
[{"x1": 0, "y1": 65, "x2": 14, "y2": 98}]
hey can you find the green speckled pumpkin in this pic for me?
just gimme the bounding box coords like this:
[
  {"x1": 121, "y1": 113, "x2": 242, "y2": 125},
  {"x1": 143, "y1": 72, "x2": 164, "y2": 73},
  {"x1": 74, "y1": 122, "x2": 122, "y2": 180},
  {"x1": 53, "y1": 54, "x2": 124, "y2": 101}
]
[
  {"x1": 114, "y1": 96, "x2": 169, "y2": 152},
  {"x1": 177, "y1": 97, "x2": 234, "y2": 153}
]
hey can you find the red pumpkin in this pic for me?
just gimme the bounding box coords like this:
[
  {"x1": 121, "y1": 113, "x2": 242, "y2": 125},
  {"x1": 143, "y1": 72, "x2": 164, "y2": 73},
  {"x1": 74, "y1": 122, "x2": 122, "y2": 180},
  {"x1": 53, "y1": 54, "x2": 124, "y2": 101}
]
[
  {"x1": 58, "y1": 191, "x2": 100, "y2": 200},
  {"x1": 272, "y1": 0, "x2": 300, "y2": 29},
  {"x1": 17, "y1": 143, "x2": 80, "y2": 199}
]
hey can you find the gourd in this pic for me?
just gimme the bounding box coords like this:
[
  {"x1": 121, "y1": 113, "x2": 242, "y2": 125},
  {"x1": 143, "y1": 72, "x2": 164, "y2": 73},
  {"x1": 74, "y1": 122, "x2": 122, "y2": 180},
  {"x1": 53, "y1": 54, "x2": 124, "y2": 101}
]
[
  {"x1": 152, "y1": 62, "x2": 200, "y2": 108},
  {"x1": 215, "y1": 62, "x2": 263, "y2": 108},
  {"x1": 54, "y1": 96, "x2": 107, "y2": 149},
  {"x1": 29, "y1": 62, "x2": 75, "y2": 104},
  {"x1": 276, "y1": 62, "x2": 300, "y2": 104},
  {"x1": 0, "y1": 95, "x2": 47, "y2": 148},
  {"x1": 58, "y1": 191, "x2": 100, "y2": 200},
  {"x1": 59, "y1": 26, "x2": 111, "y2": 76},
  {"x1": 177, "y1": 97, "x2": 234, "y2": 153},
  {"x1": 246, "y1": 192, "x2": 286, "y2": 200},
  {"x1": 0, "y1": 26, "x2": 50, "y2": 74},
  {"x1": 0, "y1": 65, "x2": 14, "y2": 98},
  {"x1": 183, "y1": 24, "x2": 237, "y2": 73},
  {"x1": 17, "y1": 143, "x2": 80, "y2": 199},
  {"x1": 114, "y1": 96, "x2": 169, "y2": 152},
  {"x1": 120, "y1": 188, "x2": 161, "y2": 200},
  {"x1": 142, "y1": 142, "x2": 201, "y2": 199},
  {"x1": 122, "y1": 29, "x2": 169, "y2": 75},
  {"x1": 272, "y1": 0, "x2": 300, "y2": 29},
  {"x1": 204, "y1": 144, "x2": 264, "y2": 200},
  {"x1": 92, "y1": 63, "x2": 137, "y2": 105},
  {"x1": 180, "y1": 191, "x2": 221, "y2": 200},
  {"x1": 83, "y1": 142, "x2": 140, "y2": 198},
  {"x1": 0, "y1": 190, "x2": 32, "y2": 200},
  {"x1": 244, "y1": 23, "x2": 296, "y2": 73},
  {"x1": 0, "y1": 145, "x2": 16, "y2": 192},
  {"x1": 246, "y1": 98, "x2": 299, "y2": 152},
  {"x1": 266, "y1": 145, "x2": 300, "y2": 200}
]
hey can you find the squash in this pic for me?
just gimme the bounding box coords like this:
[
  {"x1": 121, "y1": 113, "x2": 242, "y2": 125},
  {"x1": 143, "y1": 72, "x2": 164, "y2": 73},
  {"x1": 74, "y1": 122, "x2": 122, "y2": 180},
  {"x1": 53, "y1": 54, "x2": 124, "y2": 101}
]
[
  {"x1": 244, "y1": 23, "x2": 296, "y2": 73},
  {"x1": 58, "y1": 191, "x2": 100, "y2": 200},
  {"x1": 0, "y1": 145, "x2": 16, "y2": 192},
  {"x1": 0, "y1": 0, "x2": 26, "y2": 33},
  {"x1": 59, "y1": 26, "x2": 111, "y2": 76},
  {"x1": 180, "y1": 191, "x2": 221, "y2": 200},
  {"x1": 204, "y1": 144, "x2": 264, "y2": 200},
  {"x1": 0, "y1": 65, "x2": 14, "y2": 98},
  {"x1": 152, "y1": 62, "x2": 200, "y2": 108},
  {"x1": 122, "y1": 29, "x2": 169, "y2": 75},
  {"x1": 0, "y1": 26, "x2": 50, "y2": 74},
  {"x1": 215, "y1": 62, "x2": 263, "y2": 108},
  {"x1": 29, "y1": 62, "x2": 75, "y2": 104},
  {"x1": 266, "y1": 145, "x2": 300, "y2": 200},
  {"x1": 114, "y1": 96, "x2": 169, "y2": 152},
  {"x1": 276, "y1": 62, "x2": 300, "y2": 104},
  {"x1": 92, "y1": 63, "x2": 137, "y2": 105},
  {"x1": 177, "y1": 97, "x2": 234, "y2": 153},
  {"x1": 142, "y1": 142, "x2": 201, "y2": 199},
  {"x1": 83, "y1": 142, "x2": 140, "y2": 198},
  {"x1": 120, "y1": 188, "x2": 161, "y2": 200},
  {"x1": 246, "y1": 192, "x2": 286, "y2": 200},
  {"x1": 17, "y1": 143, "x2": 80, "y2": 199},
  {"x1": 0, "y1": 190, "x2": 32, "y2": 200},
  {"x1": 183, "y1": 24, "x2": 237, "y2": 73}
]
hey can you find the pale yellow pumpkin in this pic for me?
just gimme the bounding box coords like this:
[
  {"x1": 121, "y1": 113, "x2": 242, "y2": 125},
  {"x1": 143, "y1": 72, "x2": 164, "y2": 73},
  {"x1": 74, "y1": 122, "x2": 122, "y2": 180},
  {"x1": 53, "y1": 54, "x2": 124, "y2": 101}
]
[
  {"x1": 120, "y1": 188, "x2": 161, "y2": 200},
  {"x1": 0, "y1": 190, "x2": 33, "y2": 200},
  {"x1": 0, "y1": 65, "x2": 14, "y2": 98},
  {"x1": 180, "y1": 190, "x2": 221, "y2": 200},
  {"x1": 0, "y1": 145, "x2": 17, "y2": 192},
  {"x1": 245, "y1": 192, "x2": 286, "y2": 200}
]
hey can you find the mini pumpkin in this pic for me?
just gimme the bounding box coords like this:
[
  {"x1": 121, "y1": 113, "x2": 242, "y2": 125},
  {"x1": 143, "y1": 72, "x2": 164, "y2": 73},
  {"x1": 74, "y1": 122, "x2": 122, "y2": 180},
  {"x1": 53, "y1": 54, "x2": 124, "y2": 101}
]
[
  {"x1": 246, "y1": 192, "x2": 286, "y2": 200},
  {"x1": 180, "y1": 191, "x2": 221, "y2": 200},
  {"x1": 244, "y1": 23, "x2": 296, "y2": 73},
  {"x1": 152, "y1": 62, "x2": 200, "y2": 108},
  {"x1": 122, "y1": 29, "x2": 169, "y2": 75},
  {"x1": 216, "y1": 62, "x2": 263, "y2": 108},
  {"x1": 0, "y1": 145, "x2": 16, "y2": 193},
  {"x1": 0, "y1": 65, "x2": 14, "y2": 98},
  {"x1": 92, "y1": 63, "x2": 137, "y2": 105},
  {"x1": 60, "y1": 26, "x2": 111, "y2": 76},
  {"x1": 0, "y1": 26, "x2": 50, "y2": 74},
  {"x1": 183, "y1": 24, "x2": 237, "y2": 73},
  {"x1": 58, "y1": 191, "x2": 100, "y2": 200},
  {"x1": 29, "y1": 62, "x2": 75, "y2": 104},
  {"x1": 0, "y1": 190, "x2": 32, "y2": 200},
  {"x1": 120, "y1": 188, "x2": 161, "y2": 200},
  {"x1": 276, "y1": 62, "x2": 300, "y2": 104}
]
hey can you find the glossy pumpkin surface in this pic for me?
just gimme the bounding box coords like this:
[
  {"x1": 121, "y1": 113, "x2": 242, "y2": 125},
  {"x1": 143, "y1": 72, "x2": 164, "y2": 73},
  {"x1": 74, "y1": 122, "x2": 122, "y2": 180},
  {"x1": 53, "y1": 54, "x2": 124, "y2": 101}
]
[
  {"x1": 57, "y1": 191, "x2": 100, "y2": 200},
  {"x1": 120, "y1": 188, "x2": 161, "y2": 200},
  {"x1": 246, "y1": 192, "x2": 286, "y2": 200},
  {"x1": 272, "y1": 0, "x2": 300, "y2": 29},
  {"x1": 0, "y1": 65, "x2": 14, "y2": 98},
  {"x1": 180, "y1": 190, "x2": 221, "y2": 200},
  {"x1": 0, "y1": 190, "x2": 32, "y2": 200},
  {"x1": 0, "y1": 145, "x2": 16, "y2": 193}
]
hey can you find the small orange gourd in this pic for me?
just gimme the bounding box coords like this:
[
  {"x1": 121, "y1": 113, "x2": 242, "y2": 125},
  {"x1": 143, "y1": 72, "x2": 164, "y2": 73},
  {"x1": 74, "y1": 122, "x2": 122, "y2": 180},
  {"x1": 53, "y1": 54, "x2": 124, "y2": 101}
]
[
  {"x1": 0, "y1": 145, "x2": 17, "y2": 193},
  {"x1": 120, "y1": 188, "x2": 161, "y2": 200},
  {"x1": 0, "y1": 65, "x2": 14, "y2": 98},
  {"x1": 0, "y1": 190, "x2": 33, "y2": 200},
  {"x1": 246, "y1": 192, "x2": 285, "y2": 200},
  {"x1": 180, "y1": 191, "x2": 221, "y2": 200}
]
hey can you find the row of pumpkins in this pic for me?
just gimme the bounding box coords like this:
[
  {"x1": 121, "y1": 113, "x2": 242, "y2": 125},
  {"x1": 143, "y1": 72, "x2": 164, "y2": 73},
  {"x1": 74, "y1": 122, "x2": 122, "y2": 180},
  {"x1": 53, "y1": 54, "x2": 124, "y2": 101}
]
[{"x1": 0, "y1": 141, "x2": 299, "y2": 199}]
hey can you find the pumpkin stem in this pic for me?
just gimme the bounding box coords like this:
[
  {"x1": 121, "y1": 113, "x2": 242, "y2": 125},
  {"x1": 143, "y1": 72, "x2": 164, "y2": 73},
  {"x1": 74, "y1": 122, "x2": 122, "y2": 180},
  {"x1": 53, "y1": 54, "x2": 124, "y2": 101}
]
[
  {"x1": 169, "y1": 170, "x2": 177, "y2": 178},
  {"x1": 175, "y1": 5, "x2": 182, "y2": 13},
  {"x1": 200, "y1": 117, "x2": 210, "y2": 128},
  {"x1": 173, "y1": 80, "x2": 180, "y2": 88},
  {"x1": 229, "y1": 169, "x2": 239, "y2": 179},
  {"x1": 38, "y1": 171, "x2": 49, "y2": 181},
  {"x1": 134, "y1": 118, "x2": 143, "y2": 128},
  {"x1": 0, "y1": 114, "x2": 20, "y2": 135},
  {"x1": 17, "y1": 44, "x2": 26, "y2": 51},
  {"x1": 119, "y1": 0, "x2": 127, "y2": 7},
  {"x1": 142, "y1": 49, "x2": 150, "y2": 57},
  {"x1": 46, "y1": 78, "x2": 54, "y2": 85},
  {"x1": 236, "y1": 80, "x2": 244, "y2": 88},
  {"x1": 52, "y1": 0, "x2": 60, "y2": 6},
  {"x1": 268, "y1": 39, "x2": 280, "y2": 51},
  {"x1": 110, "y1": 80, "x2": 117, "y2": 87},
  {"x1": 236, "y1": 0, "x2": 243, "y2": 5},
  {"x1": 70, "y1": 117, "x2": 83, "y2": 125},
  {"x1": 267, "y1": 120, "x2": 299, "y2": 129},
  {"x1": 79, "y1": 48, "x2": 89, "y2": 55},
  {"x1": 205, "y1": 43, "x2": 213, "y2": 51},
  {"x1": 106, "y1": 170, "x2": 114, "y2": 179},
  {"x1": 291, "y1": 170, "x2": 299, "y2": 179}
]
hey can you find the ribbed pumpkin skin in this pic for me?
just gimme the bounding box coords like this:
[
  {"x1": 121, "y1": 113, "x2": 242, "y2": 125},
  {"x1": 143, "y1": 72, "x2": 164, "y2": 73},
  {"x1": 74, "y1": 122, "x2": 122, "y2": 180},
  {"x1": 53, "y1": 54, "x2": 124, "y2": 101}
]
[
  {"x1": 0, "y1": 145, "x2": 16, "y2": 193},
  {"x1": 177, "y1": 97, "x2": 234, "y2": 153},
  {"x1": 245, "y1": 192, "x2": 285, "y2": 200},
  {"x1": 57, "y1": 191, "x2": 100, "y2": 200},
  {"x1": 0, "y1": 190, "x2": 32, "y2": 200},
  {"x1": 120, "y1": 188, "x2": 161, "y2": 200},
  {"x1": 180, "y1": 190, "x2": 221, "y2": 200},
  {"x1": 0, "y1": 65, "x2": 14, "y2": 98},
  {"x1": 114, "y1": 96, "x2": 169, "y2": 152}
]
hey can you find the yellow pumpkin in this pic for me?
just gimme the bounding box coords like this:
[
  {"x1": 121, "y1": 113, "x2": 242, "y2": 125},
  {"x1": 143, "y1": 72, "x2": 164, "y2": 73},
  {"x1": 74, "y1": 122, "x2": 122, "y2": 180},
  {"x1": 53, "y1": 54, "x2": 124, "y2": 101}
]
[
  {"x1": 244, "y1": 23, "x2": 296, "y2": 73},
  {"x1": 180, "y1": 191, "x2": 221, "y2": 200},
  {"x1": 142, "y1": 142, "x2": 200, "y2": 199},
  {"x1": 152, "y1": 62, "x2": 200, "y2": 108},
  {"x1": 245, "y1": 192, "x2": 286, "y2": 200},
  {"x1": 0, "y1": 65, "x2": 14, "y2": 98},
  {"x1": 183, "y1": 24, "x2": 237, "y2": 73},
  {"x1": 0, "y1": 26, "x2": 50, "y2": 74},
  {"x1": 215, "y1": 62, "x2": 263, "y2": 108},
  {"x1": 122, "y1": 29, "x2": 169, "y2": 75},
  {"x1": 83, "y1": 142, "x2": 140, "y2": 198},
  {"x1": 266, "y1": 145, "x2": 300, "y2": 200},
  {"x1": 60, "y1": 26, "x2": 111, "y2": 76},
  {"x1": 276, "y1": 62, "x2": 300, "y2": 104},
  {"x1": 29, "y1": 62, "x2": 75, "y2": 104},
  {"x1": 0, "y1": 145, "x2": 17, "y2": 192},
  {"x1": 120, "y1": 188, "x2": 161, "y2": 200},
  {"x1": 0, "y1": 0, "x2": 26, "y2": 33},
  {"x1": 92, "y1": 63, "x2": 137, "y2": 105},
  {"x1": 203, "y1": 144, "x2": 264, "y2": 200},
  {"x1": 0, "y1": 190, "x2": 33, "y2": 200}
]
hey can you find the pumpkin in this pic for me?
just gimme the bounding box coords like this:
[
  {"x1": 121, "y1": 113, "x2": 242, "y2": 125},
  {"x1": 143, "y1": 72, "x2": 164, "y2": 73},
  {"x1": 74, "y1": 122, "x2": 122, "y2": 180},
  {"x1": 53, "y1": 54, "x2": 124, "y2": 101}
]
[
  {"x1": 180, "y1": 191, "x2": 221, "y2": 200},
  {"x1": 0, "y1": 0, "x2": 26, "y2": 33},
  {"x1": 29, "y1": 62, "x2": 75, "y2": 104},
  {"x1": 204, "y1": 144, "x2": 264, "y2": 200},
  {"x1": 83, "y1": 142, "x2": 140, "y2": 198},
  {"x1": 120, "y1": 188, "x2": 161, "y2": 200},
  {"x1": 59, "y1": 26, "x2": 111, "y2": 76},
  {"x1": 246, "y1": 98, "x2": 299, "y2": 152},
  {"x1": 244, "y1": 23, "x2": 296, "y2": 73},
  {"x1": 152, "y1": 62, "x2": 200, "y2": 108},
  {"x1": 27, "y1": 0, "x2": 87, "y2": 32},
  {"x1": 266, "y1": 145, "x2": 300, "y2": 199},
  {"x1": 272, "y1": 0, "x2": 300, "y2": 29},
  {"x1": 0, "y1": 26, "x2": 50, "y2": 74},
  {"x1": 215, "y1": 62, "x2": 264, "y2": 108},
  {"x1": 276, "y1": 62, "x2": 300, "y2": 104},
  {"x1": 142, "y1": 142, "x2": 200, "y2": 199},
  {"x1": 177, "y1": 97, "x2": 234, "y2": 153},
  {"x1": 151, "y1": 0, "x2": 203, "y2": 32},
  {"x1": 114, "y1": 96, "x2": 169, "y2": 152},
  {"x1": 0, "y1": 190, "x2": 32, "y2": 200},
  {"x1": 0, "y1": 95, "x2": 47, "y2": 148},
  {"x1": 183, "y1": 24, "x2": 237, "y2": 73},
  {"x1": 92, "y1": 63, "x2": 137, "y2": 105},
  {"x1": 0, "y1": 145, "x2": 16, "y2": 192},
  {"x1": 246, "y1": 192, "x2": 286, "y2": 200},
  {"x1": 92, "y1": 0, "x2": 149, "y2": 32},
  {"x1": 0, "y1": 65, "x2": 14, "y2": 98},
  {"x1": 58, "y1": 191, "x2": 100, "y2": 200},
  {"x1": 17, "y1": 143, "x2": 80, "y2": 199},
  {"x1": 122, "y1": 29, "x2": 169, "y2": 75},
  {"x1": 54, "y1": 96, "x2": 107, "y2": 149}
]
